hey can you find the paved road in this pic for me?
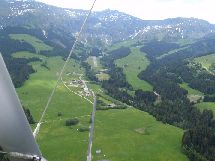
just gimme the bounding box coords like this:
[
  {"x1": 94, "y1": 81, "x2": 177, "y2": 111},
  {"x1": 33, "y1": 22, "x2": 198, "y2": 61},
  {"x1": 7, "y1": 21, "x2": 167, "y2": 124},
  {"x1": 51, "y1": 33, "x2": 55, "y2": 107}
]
[{"x1": 87, "y1": 91, "x2": 96, "y2": 161}]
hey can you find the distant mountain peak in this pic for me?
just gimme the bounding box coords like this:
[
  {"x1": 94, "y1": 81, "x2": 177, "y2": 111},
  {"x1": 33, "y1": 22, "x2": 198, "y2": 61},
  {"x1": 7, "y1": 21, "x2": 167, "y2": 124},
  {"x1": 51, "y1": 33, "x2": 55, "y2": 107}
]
[{"x1": 0, "y1": 0, "x2": 215, "y2": 45}]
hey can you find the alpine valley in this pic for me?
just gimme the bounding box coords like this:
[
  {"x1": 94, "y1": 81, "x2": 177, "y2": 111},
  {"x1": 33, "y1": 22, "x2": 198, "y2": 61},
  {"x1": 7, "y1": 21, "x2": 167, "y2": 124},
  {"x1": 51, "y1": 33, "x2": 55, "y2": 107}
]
[{"x1": 0, "y1": 0, "x2": 215, "y2": 161}]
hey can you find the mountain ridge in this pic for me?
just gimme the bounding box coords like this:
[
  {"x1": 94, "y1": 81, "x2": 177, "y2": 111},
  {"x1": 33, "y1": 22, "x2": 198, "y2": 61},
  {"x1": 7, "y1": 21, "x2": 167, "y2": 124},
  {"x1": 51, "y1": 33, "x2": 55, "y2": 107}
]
[{"x1": 0, "y1": 0, "x2": 215, "y2": 45}]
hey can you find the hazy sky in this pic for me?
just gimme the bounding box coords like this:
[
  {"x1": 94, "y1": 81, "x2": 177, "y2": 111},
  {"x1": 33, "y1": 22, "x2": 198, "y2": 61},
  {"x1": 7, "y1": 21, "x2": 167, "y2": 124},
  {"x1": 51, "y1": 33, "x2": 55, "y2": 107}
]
[{"x1": 36, "y1": 0, "x2": 215, "y2": 24}]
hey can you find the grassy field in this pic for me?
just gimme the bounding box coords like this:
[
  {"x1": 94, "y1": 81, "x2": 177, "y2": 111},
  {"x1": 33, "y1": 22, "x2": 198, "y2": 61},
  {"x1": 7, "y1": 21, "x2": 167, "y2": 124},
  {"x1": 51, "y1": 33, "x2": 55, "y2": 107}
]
[
  {"x1": 194, "y1": 53, "x2": 215, "y2": 71},
  {"x1": 177, "y1": 39, "x2": 195, "y2": 46},
  {"x1": 115, "y1": 47, "x2": 153, "y2": 91},
  {"x1": 87, "y1": 82, "x2": 188, "y2": 161},
  {"x1": 180, "y1": 83, "x2": 203, "y2": 102},
  {"x1": 108, "y1": 39, "x2": 137, "y2": 52},
  {"x1": 87, "y1": 56, "x2": 110, "y2": 81},
  {"x1": 96, "y1": 73, "x2": 110, "y2": 81},
  {"x1": 10, "y1": 34, "x2": 53, "y2": 53},
  {"x1": 195, "y1": 102, "x2": 215, "y2": 117},
  {"x1": 12, "y1": 51, "x2": 47, "y2": 59},
  {"x1": 87, "y1": 56, "x2": 103, "y2": 72},
  {"x1": 15, "y1": 52, "x2": 93, "y2": 161},
  {"x1": 157, "y1": 46, "x2": 188, "y2": 59},
  {"x1": 180, "y1": 83, "x2": 202, "y2": 95},
  {"x1": 92, "y1": 108, "x2": 188, "y2": 161},
  {"x1": 88, "y1": 83, "x2": 188, "y2": 161}
]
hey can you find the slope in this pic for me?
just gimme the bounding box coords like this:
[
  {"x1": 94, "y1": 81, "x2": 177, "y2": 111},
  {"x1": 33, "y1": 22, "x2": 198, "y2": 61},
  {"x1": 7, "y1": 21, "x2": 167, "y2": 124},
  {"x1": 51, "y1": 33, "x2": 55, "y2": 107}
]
[
  {"x1": 115, "y1": 46, "x2": 153, "y2": 91},
  {"x1": 194, "y1": 52, "x2": 215, "y2": 73},
  {"x1": 16, "y1": 52, "x2": 93, "y2": 161}
]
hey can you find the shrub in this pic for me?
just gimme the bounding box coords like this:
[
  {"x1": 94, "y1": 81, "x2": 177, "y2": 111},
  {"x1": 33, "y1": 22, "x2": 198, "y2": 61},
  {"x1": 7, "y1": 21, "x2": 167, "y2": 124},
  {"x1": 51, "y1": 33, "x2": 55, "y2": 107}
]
[
  {"x1": 57, "y1": 112, "x2": 62, "y2": 117},
  {"x1": 78, "y1": 127, "x2": 89, "y2": 132},
  {"x1": 65, "y1": 118, "x2": 79, "y2": 126}
]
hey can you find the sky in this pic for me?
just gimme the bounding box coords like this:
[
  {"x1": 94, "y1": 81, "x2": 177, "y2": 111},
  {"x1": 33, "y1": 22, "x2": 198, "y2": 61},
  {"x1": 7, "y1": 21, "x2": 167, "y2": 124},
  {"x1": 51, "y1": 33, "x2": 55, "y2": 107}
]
[{"x1": 36, "y1": 0, "x2": 215, "y2": 24}]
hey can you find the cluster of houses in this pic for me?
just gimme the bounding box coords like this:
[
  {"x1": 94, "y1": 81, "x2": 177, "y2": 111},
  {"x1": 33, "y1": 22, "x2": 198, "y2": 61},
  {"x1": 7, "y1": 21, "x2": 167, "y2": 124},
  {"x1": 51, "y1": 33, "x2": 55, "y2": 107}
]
[{"x1": 67, "y1": 79, "x2": 91, "y2": 97}]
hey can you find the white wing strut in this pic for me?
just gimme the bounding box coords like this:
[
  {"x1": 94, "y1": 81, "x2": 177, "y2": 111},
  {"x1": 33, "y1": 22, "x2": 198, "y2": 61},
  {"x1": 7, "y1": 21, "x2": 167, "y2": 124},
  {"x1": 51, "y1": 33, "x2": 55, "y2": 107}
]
[{"x1": 0, "y1": 54, "x2": 46, "y2": 161}]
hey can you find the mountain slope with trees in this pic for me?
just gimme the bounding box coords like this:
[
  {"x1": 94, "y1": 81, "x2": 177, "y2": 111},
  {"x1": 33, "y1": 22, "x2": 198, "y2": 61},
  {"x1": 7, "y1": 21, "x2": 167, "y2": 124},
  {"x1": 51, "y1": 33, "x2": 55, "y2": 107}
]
[{"x1": 0, "y1": 0, "x2": 215, "y2": 45}]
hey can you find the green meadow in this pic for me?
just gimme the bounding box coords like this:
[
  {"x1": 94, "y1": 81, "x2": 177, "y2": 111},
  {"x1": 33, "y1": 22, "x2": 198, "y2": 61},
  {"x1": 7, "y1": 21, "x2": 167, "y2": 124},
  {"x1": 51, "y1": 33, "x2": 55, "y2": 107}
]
[
  {"x1": 87, "y1": 56, "x2": 103, "y2": 72},
  {"x1": 15, "y1": 51, "x2": 92, "y2": 161},
  {"x1": 115, "y1": 47, "x2": 153, "y2": 91},
  {"x1": 195, "y1": 102, "x2": 215, "y2": 117},
  {"x1": 10, "y1": 34, "x2": 53, "y2": 53},
  {"x1": 157, "y1": 46, "x2": 188, "y2": 59},
  {"x1": 180, "y1": 83, "x2": 202, "y2": 95},
  {"x1": 108, "y1": 39, "x2": 137, "y2": 52},
  {"x1": 180, "y1": 83, "x2": 203, "y2": 102},
  {"x1": 92, "y1": 108, "x2": 188, "y2": 161},
  {"x1": 87, "y1": 56, "x2": 110, "y2": 81},
  {"x1": 194, "y1": 53, "x2": 215, "y2": 71}
]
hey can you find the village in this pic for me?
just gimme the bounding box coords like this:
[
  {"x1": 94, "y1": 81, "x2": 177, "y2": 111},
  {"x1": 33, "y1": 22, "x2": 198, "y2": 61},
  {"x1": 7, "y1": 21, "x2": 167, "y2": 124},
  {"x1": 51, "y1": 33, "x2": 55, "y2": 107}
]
[{"x1": 66, "y1": 72, "x2": 91, "y2": 97}]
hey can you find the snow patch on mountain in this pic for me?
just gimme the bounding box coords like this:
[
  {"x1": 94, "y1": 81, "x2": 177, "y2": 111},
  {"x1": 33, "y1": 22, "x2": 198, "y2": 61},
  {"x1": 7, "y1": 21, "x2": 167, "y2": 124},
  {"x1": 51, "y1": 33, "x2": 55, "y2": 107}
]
[{"x1": 1, "y1": 1, "x2": 215, "y2": 44}]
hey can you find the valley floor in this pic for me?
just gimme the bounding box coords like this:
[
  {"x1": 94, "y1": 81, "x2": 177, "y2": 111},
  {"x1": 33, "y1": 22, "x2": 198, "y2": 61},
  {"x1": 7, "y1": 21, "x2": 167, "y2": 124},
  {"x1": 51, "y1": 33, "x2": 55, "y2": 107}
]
[
  {"x1": 92, "y1": 108, "x2": 188, "y2": 161},
  {"x1": 15, "y1": 52, "x2": 188, "y2": 161}
]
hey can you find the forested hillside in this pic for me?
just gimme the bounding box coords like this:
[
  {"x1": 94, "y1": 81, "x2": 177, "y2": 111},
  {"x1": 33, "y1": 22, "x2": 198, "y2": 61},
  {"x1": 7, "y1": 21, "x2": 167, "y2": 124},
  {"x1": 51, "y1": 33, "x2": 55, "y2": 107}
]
[{"x1": 0, "y1": 26, "x2": 84, "y2": 87}]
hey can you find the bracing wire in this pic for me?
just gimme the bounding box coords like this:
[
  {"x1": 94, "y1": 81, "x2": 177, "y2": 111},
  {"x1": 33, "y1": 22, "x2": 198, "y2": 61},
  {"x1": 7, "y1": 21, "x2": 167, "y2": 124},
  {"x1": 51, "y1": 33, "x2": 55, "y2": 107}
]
[{"x1": 33, "y1": 0, "x2": 97, "y2": 138}]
